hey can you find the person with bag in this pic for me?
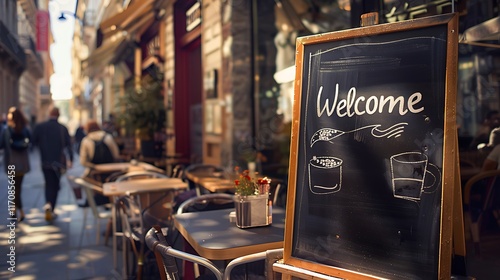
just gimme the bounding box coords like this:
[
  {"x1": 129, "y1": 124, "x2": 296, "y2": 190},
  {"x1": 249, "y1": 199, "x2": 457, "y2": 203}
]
[
  {"x1": 0, "y1": 107, "x2": 31, "y2": 222},
  {"x1": 32, "y1": 107, "x2": 73, "y2": 223},
  {"x1": 79, "y1": 120, "x2": 120, "y2": 206},
  {"x1": 79, "y1": 120, "x2": 120, "y2": 178}
]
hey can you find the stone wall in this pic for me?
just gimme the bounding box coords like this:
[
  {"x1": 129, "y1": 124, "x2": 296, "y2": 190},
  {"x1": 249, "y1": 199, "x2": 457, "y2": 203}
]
[{"x1": 229, "y1": 0, "x2": 254, "y2": 167}]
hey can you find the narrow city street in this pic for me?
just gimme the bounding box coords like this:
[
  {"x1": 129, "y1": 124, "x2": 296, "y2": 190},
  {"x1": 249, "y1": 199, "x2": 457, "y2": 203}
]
[{"x1": 3, "y1": 1, "x2": 500, "y2": 279}]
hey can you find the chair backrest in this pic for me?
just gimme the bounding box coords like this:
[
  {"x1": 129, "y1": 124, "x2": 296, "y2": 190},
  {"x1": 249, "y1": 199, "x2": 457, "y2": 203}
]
[
  {"x1": 272, "y1": 183, "x2": 287, "y2": 209},
  {"x1": 223, "y1": 248, "x2": 284, "y2": 280},
  {"x1": 460, "y1": 169, "x2": 500, "y2": 257},
  {"x1": 183, "y1": 164, "x2": 223, "y2": 173},
  {"x1": 104, "y1": 170, "x2": 128, "y2": 182},
  {"x1": 171, "y1": 164, "x2": 185, "y2": 178},
  {"x1": 176, "y1": 193, "x2": 235, "y2": 214},
  {"x1": 463, "y1": 170, "x2": 500, "y2": 206},
  {"x1": 116, "y1": 195, "x2": 144, "y2": 241},
  {"x1": 115, "y1": 170, "x2": 168, "y2": 182},
  {"x1": 145, "y1": 226, "x2": 223, "y2": 280},
  {"x1": 115, "y1": 170, "x2": 176, "y2": 230}
]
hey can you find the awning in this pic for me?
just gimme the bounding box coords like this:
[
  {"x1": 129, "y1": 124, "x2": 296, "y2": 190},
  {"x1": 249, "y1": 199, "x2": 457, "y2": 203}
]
[
  {"x1": 82, "y1": 31, "x2": 128, "y2": 76},
  {"x1": 100, "y1": 0, "x2": 156, "y2": 40},
  {"x1": 463, "y1": 16, "x2": 500, "y2": 42},
  {"x1": 461, "y1": 16, "x2": 500, "y2": 49},
  {"x1": 83, "y1": 0, "x2": 168, "y2": 77}
]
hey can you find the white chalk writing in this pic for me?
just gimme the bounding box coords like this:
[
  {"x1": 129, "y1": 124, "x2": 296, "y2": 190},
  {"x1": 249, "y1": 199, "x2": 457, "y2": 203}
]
[{"x1": 316, "y1": 84, "x2": 424, "y2": 118}]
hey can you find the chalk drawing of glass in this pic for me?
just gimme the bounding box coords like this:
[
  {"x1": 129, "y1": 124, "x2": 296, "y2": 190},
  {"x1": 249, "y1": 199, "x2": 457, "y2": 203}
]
[
  {"x1": 309, "y1": 156, "x2": 343, "y2": 195},
  {"x1": 390, "y1": 152, "x2": 440, "y2": 201}
]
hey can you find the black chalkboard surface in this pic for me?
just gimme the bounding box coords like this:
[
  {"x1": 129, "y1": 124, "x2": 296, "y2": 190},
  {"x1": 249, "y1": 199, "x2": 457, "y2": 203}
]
[{"x1": 284, "y1": 14, "x2": 458, "y2": 279}]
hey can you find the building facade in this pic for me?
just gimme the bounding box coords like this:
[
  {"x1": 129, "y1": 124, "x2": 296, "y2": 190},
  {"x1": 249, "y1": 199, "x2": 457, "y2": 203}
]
[
  {"x1": 0, "y1": 0, "x2": 51, "y2": 124},
  {"x1": 18, "y1": 0, "x2": 45, "y2": 124},
  {"x1": 0, "y1": 0, "x2": 26, "y2": 116},
  {"x1": 76, "y1": 0, "x2": 500, "y2": 183}
]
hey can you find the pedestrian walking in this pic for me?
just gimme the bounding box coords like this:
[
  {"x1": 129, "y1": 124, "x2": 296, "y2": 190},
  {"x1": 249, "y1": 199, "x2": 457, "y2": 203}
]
[
  {"x1": 74, "y1": 125, "x2": 86, "y2": 155},
  {"x1": 0, "y1": 107, "x2": 31, "y2": 222},
  {"x1": 32, "y1": 107, "x2": 73, "y2": 222}
]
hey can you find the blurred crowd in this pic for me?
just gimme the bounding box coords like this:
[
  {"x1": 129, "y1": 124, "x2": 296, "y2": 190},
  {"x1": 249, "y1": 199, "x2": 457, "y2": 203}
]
[{"x1": 0, "y1": 106, "x2": 121, "y2": 224}]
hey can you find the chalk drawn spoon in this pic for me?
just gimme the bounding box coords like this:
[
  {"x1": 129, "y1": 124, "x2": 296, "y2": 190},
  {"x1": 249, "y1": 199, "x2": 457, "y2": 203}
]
[{"x1": 310, "y1": 122, "x2": 408, "y2": 147}]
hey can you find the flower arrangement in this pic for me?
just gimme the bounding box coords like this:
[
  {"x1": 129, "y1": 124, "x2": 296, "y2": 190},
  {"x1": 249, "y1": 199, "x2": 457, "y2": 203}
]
[
  {"x1": 233, "y1": 167, "x2": 270, "y2": 196},
  {"x1": 233, "y1": 166, "x2": 273, "y2": 228}
]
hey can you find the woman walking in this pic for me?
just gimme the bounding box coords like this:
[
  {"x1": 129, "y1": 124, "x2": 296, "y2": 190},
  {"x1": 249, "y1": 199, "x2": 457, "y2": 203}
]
[{"x1": 0, "y1": 107, "x2": 31, "y2": 221}]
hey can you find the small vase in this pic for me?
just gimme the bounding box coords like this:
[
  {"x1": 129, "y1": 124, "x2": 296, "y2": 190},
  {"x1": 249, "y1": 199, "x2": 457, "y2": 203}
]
[
  {"x1": 234, "y1": 193, "x2": 272, "y2": 228},
  {"x1": 247, "y1": 161, "x2": 256, "y2": 177}
]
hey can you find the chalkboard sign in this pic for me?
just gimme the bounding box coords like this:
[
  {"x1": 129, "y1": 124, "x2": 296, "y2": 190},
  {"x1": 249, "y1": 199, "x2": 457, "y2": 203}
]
[{"x1": 284, "y1": 14, "x2": 458, "y2": 279}]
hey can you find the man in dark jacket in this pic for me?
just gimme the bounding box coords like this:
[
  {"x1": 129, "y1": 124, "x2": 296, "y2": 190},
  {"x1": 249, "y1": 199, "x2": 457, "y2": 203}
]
[{"x1": 32, "y1": 107, "x2": 73, "y2": 222}]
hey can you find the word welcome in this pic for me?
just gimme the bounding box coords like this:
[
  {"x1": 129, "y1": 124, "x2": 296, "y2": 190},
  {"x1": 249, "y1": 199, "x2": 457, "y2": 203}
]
[{"x1": 316, "y1": 84, "x2": 424, "y2": 118}]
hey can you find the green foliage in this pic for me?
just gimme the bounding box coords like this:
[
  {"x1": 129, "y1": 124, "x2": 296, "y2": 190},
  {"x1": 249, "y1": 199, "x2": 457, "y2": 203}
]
[
  {"x1": 232, "y1": 163, "x2": 274, "y2": 196},
  {"x1": 234, "y1": 167, "x2": 262, "y2": 196},
  {"x1": 116, "y1": 74, "x2": 165, "y2": 140}
]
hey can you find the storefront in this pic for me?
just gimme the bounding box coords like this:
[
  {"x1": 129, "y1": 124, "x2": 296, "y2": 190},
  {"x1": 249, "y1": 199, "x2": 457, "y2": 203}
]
[
  {"x1": 86, "y1": 0, "x2": 500, "y2": 185},
  {"x1": 157, "y1": 0, "x2": 499, "y2": 183}
]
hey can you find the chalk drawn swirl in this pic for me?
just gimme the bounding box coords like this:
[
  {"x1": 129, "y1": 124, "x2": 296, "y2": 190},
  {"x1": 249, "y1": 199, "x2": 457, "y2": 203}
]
[{"x1": 310, "y1": 122, "x2": 408, "y2": 147}]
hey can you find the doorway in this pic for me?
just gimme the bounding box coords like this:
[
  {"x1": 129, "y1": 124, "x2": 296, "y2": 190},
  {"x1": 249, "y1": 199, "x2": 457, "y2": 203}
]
[{"x1": 174, "y1": 0, "x2": 202, "y2": 163}]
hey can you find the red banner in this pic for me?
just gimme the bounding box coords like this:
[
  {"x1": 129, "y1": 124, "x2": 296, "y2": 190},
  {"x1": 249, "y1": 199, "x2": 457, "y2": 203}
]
[{"x1": 36, "y1": 11, "x2": 49, "y2": 52}]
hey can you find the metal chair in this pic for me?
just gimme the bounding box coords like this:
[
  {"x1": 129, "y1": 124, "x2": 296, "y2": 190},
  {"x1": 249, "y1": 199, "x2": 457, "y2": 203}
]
[
  {"x1": 463, "y1": 169, "x2": 500, "y2": 256},
  {"x1": 145, "y1": 226, "x2": 223, "y2": 280},
  {"x1": 176, "y1": 193, "x2": 235, "y2": 215},
  {"x1": 73, "y1": 177, "x2": 113, "y2": 247},
  {"x1": 223, "y1": 248, "x2": 284, "y2": 280},
  {"x1": 175, "y1": 193, "x2": 234, "y2": 278},
  {"x1": 115, "y1": 170, "x2": 177, "y2": 279},
  {"x1": 116, "y1": 195, "x2": 149, "y2": 280},
  {"x1": 171, "y1": 163, "x2": 186, "y2": 178},
  {"x1": 272, "y1": 183, "x2": 287, "y2": 209},
  {"x1": 115, "y1": 170, "x2": 174, "y2": 228}
]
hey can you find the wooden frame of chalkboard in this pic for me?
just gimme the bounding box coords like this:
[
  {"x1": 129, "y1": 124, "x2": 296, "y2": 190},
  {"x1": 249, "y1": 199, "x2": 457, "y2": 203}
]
[{"x1": 284, "y1": 13, "x2": 458, "y2": 279}]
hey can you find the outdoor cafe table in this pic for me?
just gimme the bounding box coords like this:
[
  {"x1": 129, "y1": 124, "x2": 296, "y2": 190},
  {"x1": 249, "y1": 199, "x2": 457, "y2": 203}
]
[
  {"x1": 102, "y1": 177, "x2": 188, "y2": 278},
  {"x1": 173, "y1": 207, "x2": 285, "y2": 261}
]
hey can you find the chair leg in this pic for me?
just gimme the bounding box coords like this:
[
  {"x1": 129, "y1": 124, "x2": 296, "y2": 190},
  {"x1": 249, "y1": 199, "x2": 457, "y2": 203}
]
[
  {"x1": 79, "y1": 208, "x2": 88, "y2": 248},
  {"x1": 137, "y1": 239, "x2": 146, "y2": 280},
  {"x1": 470, "y1": 215, "x2": 482, "y2": 256},
  {"x1": 96, "y1": 216, "x2": 101, "y2": 245},
  {"x1": 471, "y1": 183, "x2": 498, "y2": 256},
  {"x1": 128, "y1": 238, "x2": 142, "y2": 279},
  {"x1": 104, "y1": 218, "x2": 112, "y2": 246},
  {"x1": 194, "y1": 263, "x2": 200, "y2": 278},
  {"x1": 493, "y1": 209, "x2": 500, "y2": 227},
  {"x1": 137, "y1": 258, "x2": 143, "y2": 280}
]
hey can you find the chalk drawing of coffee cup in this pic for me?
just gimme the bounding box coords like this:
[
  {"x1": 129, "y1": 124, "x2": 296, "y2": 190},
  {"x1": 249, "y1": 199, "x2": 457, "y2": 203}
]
[
  {"x1": 309, "y1": 156, "x2": 343, "y2": 195},
  {"x1": 390, "y1": 152, "x2": 440, "y2": 201}
]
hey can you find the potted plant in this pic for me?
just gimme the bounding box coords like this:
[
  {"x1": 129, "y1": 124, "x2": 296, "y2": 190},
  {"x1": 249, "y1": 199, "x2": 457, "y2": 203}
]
[
  {"x1": 233, "y1": 167, "x2": 272, "y2": 228},
  {"x1": 116, "y1": 72, "x2": 166, "y2": 158}
]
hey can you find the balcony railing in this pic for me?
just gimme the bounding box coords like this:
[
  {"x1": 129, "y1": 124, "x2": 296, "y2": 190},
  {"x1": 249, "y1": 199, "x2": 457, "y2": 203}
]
[
  {"x1": 18, "y1": 35, "x2": 44, "y2": 70},
  {"x1": 0, "y1": 21, "x2": 26, "y2": 69},
  {"x1": 40, "y1": 85, "x2": 51, "y2": 102}
]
